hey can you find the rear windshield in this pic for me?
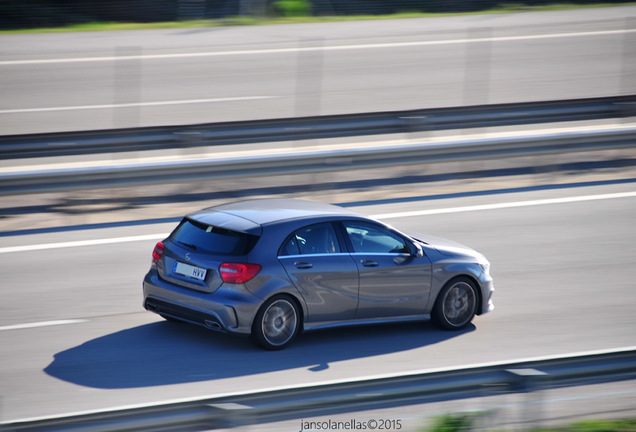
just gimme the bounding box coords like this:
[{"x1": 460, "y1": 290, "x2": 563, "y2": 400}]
[{"x1": 169, "y1": 218, "x2": 259, "y2": 256}]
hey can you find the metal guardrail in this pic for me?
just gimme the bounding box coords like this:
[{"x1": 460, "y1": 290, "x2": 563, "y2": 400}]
[
  {"x1": 2, "y1": 347, "x2": 635, "y2": 432},
  {"x1": 1, "y1": 95, "x2": 635, "y2": 159},
  {"x1": 1, "y1": 125, "x2": 635, "y2": 196}
]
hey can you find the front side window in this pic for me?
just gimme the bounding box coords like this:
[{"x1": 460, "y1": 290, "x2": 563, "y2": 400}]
[
  {"x1": 344, "y1": 221, "x2": 410, "y2": 254},
  {"x1": 279, "y1": 223, "x2": 339, "y2": 256}
]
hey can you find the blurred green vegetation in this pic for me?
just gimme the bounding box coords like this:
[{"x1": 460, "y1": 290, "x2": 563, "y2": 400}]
[
  {"x1": 531, "y1": 419, "x2": 636, "y2": 432},
  {"x1": 273, "y1": 0, "x2": 312, "y2": 17},
  {"x1": 428, "y1": 413, "x2": 476, "y2": 432},
  {"x1": 421, "y1": 414, "x2": 636, "y2": 432}
]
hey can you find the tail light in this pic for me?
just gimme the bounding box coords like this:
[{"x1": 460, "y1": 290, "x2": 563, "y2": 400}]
[
  {"x1": 219, "y1": 263, "x2": 261, "y2": 284},
  {"x1": 152, "y1": 241, "x2": 165, "y2": 263}
]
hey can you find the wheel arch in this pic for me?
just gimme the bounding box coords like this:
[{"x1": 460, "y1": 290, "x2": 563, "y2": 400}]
[
  {"x1": 252, "y1": 291, "x2": 306, "y2": 332},
  {"x1": 435, "y1": 274, "x2": 483, "y2": 315},
  {"x1": 250, "y1": 291, "x2": 305, "y2": 350},
  {"x1": 431, "y1": 274, "x2": 482, "y2": 331}
]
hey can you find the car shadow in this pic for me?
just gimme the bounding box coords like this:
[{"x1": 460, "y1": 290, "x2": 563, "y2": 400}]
[{"x1": 44, "y1": 320, "x2": 475, "y2": 389}]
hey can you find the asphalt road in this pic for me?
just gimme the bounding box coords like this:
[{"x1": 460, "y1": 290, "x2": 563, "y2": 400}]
[
  {"x1": 1, "y1": 180, "x2": 635, "y2": 423},
  {"x1": 1, "y1": 6, "x2": 636, "y2": 135}
]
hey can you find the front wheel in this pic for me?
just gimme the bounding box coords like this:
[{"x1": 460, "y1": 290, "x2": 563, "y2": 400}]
[
  {"x1": 432, "y1": 277, "x2": 478, "y2": 330},
  {"x1": 251, "y1": 295, "x2": 301, "y2": 350}
]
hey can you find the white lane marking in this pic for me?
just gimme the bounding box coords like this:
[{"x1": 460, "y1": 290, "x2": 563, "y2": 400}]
[
  {"x1": 0, "y1": 234, "x2": 167, "y2": 254},
  {"x1": 1, "y1": 29, "x2": 634, "y2": 66},
  {"x1": 371, "y1": 191, "x2": 636, "y2": 219},
  {"x1": 0, "y1": 319, "x2": 87, "y2": 331},
  {"x1": 0, "y1": 96, "x2": 275, "y2": 115},
  {"x1": 1, "y1": 191, "x2": 634, "y2": 254}
]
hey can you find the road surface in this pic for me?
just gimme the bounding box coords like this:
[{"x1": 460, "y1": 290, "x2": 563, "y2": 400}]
[{"x1": 1, "y1": 180, "x2": 635, "y2": 422}]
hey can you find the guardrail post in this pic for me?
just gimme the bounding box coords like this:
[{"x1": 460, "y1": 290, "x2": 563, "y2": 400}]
[
  {"x1": 463, "y1": 28, "x2": 492, "y2": 108},
  {"x1": 114, "y1": 47, "x2": 142, "y2": 131},
  {"x1": 617, "y1": 102, "x2": 636, "y2": 122},
  {"x1": 401, "y1": 115, "x2": 431, "y2": 140},
  {"x1": 620, "y1": 19, "x2": 636, "y2": 99},
  {"x1": 174, "y1": 130, "x2": 205, "y2": 157},
  {"x1": 295, "y1": 38, "x2": 324, "y2": 121},
  {"x1": 477, "y1": 381, "x2": 513, "y2": 432},
  {"x1": 506, "y1": 368, "x2": 549, "y2": 431},
  {"x1": 207, "y1": 403, "x2": 255, "y2": 429}
]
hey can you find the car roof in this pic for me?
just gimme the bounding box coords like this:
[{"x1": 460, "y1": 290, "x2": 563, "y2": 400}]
[{"x1": 187, "y1": 198, "x2": 363, "y2": 233}]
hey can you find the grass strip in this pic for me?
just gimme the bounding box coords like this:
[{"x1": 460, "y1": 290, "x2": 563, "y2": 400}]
[{"x1": 423, "y1": 414, "x2": 636, "y2": 432}]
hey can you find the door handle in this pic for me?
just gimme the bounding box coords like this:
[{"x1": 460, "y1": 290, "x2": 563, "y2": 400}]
[
  {"x1": 294, "y1": 261, "x2": 313, "y2": 269},
  {"x1": 361, "y1": 259, "x2": 378, "y2": 267}
]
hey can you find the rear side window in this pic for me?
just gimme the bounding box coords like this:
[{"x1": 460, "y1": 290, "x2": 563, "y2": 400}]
[
  {"x1": 169, "y1": 219, "x2": 258, "y2": 256},
  {"x1": 279, "y1": 223, "x2": 340, "y2": 256}
]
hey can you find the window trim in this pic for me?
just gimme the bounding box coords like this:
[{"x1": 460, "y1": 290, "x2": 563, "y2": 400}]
[{"x1": 278, "y1": 252, "x2": 353, "y2": 259}]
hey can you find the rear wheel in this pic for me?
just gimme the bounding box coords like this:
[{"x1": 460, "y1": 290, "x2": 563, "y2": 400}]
[
  {"x1": 251, "y1": 295, "x2": 301, "y2": 350},
  {"x1": 432, "y1": 277, "x2": 477, "y2": 330}
]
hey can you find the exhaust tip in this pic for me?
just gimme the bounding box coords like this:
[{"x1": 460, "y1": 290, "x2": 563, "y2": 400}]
[
  {"x1": 204, "y1": 320, "x2": 222, "y2": 330},
  {"x1": 145, "y1": 302, "x2": 159, "y2": 313}
]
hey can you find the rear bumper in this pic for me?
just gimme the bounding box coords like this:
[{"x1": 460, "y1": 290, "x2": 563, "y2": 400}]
[{"x1": 142, "y1": 269, "x2": 261, "y2": 335}]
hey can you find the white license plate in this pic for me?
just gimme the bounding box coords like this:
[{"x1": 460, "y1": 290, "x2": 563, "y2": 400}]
[{"x1": 174, "y1": 262, "x2": 207, "y2": 281}]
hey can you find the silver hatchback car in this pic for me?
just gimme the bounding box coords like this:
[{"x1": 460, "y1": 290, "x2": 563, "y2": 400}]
[{"x1": 143, "y1": 198, "x2": 494, "y2": 350}]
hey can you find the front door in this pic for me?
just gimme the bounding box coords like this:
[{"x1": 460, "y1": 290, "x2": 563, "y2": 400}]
[{"x1": 341, "y1": 221, "x2": 432, "y2": 320}]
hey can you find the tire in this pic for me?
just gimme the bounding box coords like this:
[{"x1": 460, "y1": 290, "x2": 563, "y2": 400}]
[
  {"x1": 432, "y1": 277, "x2": 478, "y2": 330},
  {"x1": 250, "y1": 295, "x2": 301, "y2": 350}
]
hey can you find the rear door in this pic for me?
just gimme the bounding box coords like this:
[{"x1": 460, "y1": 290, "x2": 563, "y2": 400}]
[
  {"x1": 341, "y1": 220, "x2": 432, "y2": 319},
  {"x1": 278, "y1": 222, "x2": 359, "y2": 324}
]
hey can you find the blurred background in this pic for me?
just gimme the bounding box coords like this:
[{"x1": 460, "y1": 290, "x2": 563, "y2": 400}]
[
  {"x1": 1, "y1": 0, "x2": 635, "y2": 30},
  {"x1": 1, "y1": 1, "x2": 635, "y2": 431}
]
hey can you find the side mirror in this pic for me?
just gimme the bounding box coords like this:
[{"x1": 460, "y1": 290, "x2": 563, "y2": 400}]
[{"x1": 411, "y1": 241, "x2": 424, "y2": 258}]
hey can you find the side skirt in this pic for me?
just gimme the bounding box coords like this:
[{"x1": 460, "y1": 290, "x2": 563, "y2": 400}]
[{"x1": 303, "y1": 314, "x2": 431, "y2": 332}]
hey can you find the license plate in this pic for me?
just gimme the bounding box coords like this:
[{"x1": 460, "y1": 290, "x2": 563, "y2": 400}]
[{"x1": 174, "y1": 262, "x2": 207, "y2": 281}]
